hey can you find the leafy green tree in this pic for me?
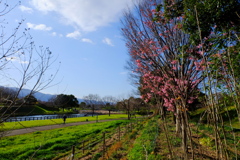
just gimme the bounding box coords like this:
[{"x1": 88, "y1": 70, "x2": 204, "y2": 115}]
[
  {"x1": 23, "y1": 94, "x2": 38, "y2": 105},
  {"x1": 163, "y1": 0, "x2": 240, "y2": 44},
  {"x1": 79, "y1": 102, "x2": 86, "y2": 109},
  {"x1": 53, "y1": 94, "x2": 78, "y2": 111}
]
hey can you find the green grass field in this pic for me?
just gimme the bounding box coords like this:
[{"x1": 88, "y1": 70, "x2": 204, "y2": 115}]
[
  {"x1": 1, "y1": 114, "x2": 134, "y2": 131},
  {"x1": 0, "y1": 120, "x2": 129, "y2": 160}
]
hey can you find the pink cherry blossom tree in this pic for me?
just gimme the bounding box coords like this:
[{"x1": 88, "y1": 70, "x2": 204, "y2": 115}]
[{"x1": 121, "y1": 0, "x2": 207, "y2": 157}]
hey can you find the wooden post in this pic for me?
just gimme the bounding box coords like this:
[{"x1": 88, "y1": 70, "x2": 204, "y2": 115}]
[
  {"x1": 88, "y1": 140, "x2": 90, "y2": 151},
  {"x1": 71, "y1": 145, "x2": 75, "y2": 160},
  {"x1": 82, "y1": 140, "x2": 85, "y2": 154},
  {"x1": 118, "y1": 126, "x2": 121, "y2": 141},
  {"x1": 102, "y1": 132, "x2": 106, "y2": 159}
]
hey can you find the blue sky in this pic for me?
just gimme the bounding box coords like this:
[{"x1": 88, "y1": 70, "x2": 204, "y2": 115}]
[{"x1": 2, "y1": 0, "x2": 140, "y2": 99}]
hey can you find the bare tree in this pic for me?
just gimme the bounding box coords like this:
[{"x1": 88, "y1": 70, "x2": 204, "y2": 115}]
[
  {"x1": 0, "y1": 2, "x2": 58, "y2": 131},
  {"x1": 83, "y1": 94, "x2": 101, "y2": 117},
  {"x1": 101, "y1": 96, "x2": 117, "y2": 116},
  {"x1": 116, "y1": 96, "x2": 138, "y2": 120}
]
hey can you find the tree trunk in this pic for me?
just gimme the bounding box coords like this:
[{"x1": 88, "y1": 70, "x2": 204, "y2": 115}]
[
  {"x1": 92, "y1": 106, "x2": 94, "y2": 117},
  {"x1": 176, "y1": 109, "x2": 181, "y2": 136},
  {"x1": 181, "y1": 112, "x2": 188, "y2": 160},
  {"x1": 160, "y1": 106, "x2": 166, "y2": 120}
]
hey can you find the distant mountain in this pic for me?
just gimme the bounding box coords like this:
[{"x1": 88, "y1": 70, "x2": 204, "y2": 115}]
[
  {"x1": 11, "y1": 88, "x2": 55, "y2": 102},
  {"x1": 7, "y1": 87, "x2": 83, "y2": 102}
]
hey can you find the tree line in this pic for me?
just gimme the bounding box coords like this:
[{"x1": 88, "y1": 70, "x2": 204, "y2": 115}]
[{"x1": 0, "y1": 86, "x2": 150, "y2": 119}]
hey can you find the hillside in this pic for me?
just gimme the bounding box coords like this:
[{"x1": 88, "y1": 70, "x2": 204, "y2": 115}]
[{"x1": 7, "y1": 87, "x2": 83, "y2": 102}]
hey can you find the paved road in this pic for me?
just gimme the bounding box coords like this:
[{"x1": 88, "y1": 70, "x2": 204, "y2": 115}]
[{"x1": 2, "y1": 119, "x2": 126, "y2": 137}]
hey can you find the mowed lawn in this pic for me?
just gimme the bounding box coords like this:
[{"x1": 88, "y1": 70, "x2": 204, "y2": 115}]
[{"x1": 1, "y1": 114, "x2": 134, "y2": 131}]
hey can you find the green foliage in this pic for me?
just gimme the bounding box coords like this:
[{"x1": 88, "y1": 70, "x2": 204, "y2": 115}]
[
  {"x1": 199, "y1": 137, "x2": 214, "y2": 148},
  {"x1": 92, "y1": 152, "x2": 102, "y2": 160},
  {"x1": 23, "y1": 94, "x2": 38, "y2": 105},
  {"x1": 163, "y1": 0, "x2": 240, "y2": 44},
  {"x1": 79, "y1": 102, "x2": 86, "y2": 109},
  {"x1": 53, "y1": 94, "x2": 79, "y2": 110},
  {"x1": 171, "y1": 136, "x2": 181, "y2": 147},
  {"x1": 127, "y1": 118, "x2": 159, "y2": 160},
  {"x1": 38, "y1": 103, "x2": 59, "y2": 111}
]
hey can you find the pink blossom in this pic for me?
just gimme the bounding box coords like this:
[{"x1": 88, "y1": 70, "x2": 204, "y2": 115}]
[
  {"x1": 223, "y1": 33, "x2": 227, "y2": 36},
  {"x1": 136, "y1": 59, "x2": 141, "y2": 63},
  {"x1": 187, "y1": 99, "x2": 194, "y2": 104},
  {"x1": 196, "y1": 44, "x2": 202, "y2": 48},
  {"x1": 172, "y1": 66, "x2": 177, "y2": 70},
  {"x1": 197, "y1": 50, "x2": 204, "y2": 55},
  {"x1": 151, "y1": 9, "x2": 156, "y2": 13},
  {"x1": 171, "y1": 60, "x2": 178, "y2": 64}
]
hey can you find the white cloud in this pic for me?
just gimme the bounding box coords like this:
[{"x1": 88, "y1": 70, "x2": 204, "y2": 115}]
[
  {"x1": 66, "y1": 30, "x2": 81, "y2": 39},
  {"x1": 81, "y1": 38, "x2": 93, "y2": 43},
  {"x1": 19, "y1": 5, "x2": 33, "y2": 13},
  {"x1": 51, "y1": 32, "x2": 63, "y2": 37},
  {"x1": 102, "y1": 37, "x2": 114, "y2": 46},
  {"x1": 51, "y1": 32, "x2": 57, "y2": 36},
  {"x1": 27, "y1": 23, "x2": 52, "y2": 31},
  {"x1": 30, "y1": 0, "x2": 137, "y2": 32}
]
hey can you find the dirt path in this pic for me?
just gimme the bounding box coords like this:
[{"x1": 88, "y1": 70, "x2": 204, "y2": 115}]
[{"x1": 2, "y1": 119, "x2": 126, "y2": 137}]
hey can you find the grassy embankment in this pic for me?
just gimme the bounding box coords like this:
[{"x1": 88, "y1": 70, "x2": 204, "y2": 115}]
[
  {"x1": 0, "y1": 120, "x2": 130, "y2": 160},
  {"x1": 1, "y1": 114, "x2": 133, "y2": 131},
  {"x1": 189, "y1": 105, "x2": 240, "y2": 129},
  {"x1": 103, "y1": 115, "x2": 240, "y2": 159},
  {"x1": 0, "y1": 104, "x2": 75, "y2": 116}
]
